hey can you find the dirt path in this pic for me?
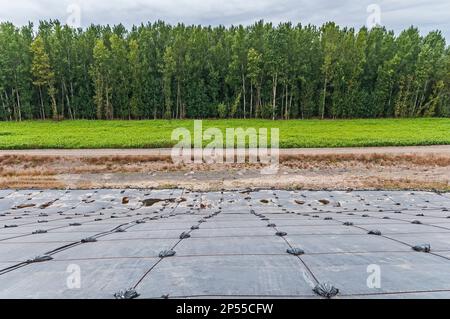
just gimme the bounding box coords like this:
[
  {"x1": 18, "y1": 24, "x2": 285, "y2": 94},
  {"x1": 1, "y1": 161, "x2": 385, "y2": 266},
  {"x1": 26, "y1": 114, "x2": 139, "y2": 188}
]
[
  {"x1": 1, "y1": 145, "x2": 450, "y2": 157},
  {"x1": 1, "y1": 145, "x2": 449, "y2": 191}
]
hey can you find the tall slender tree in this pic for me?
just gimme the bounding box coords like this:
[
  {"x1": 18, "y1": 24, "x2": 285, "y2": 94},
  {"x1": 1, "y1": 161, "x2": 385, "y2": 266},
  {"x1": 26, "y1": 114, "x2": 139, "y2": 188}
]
[{"x1": 31, "y1": 35, "x2": 58, "y2": 119}]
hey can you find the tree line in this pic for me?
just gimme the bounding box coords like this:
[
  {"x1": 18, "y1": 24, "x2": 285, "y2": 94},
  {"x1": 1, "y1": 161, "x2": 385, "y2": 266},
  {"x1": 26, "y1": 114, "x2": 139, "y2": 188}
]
[{"x1": 0, "y1": 20, "x2": 449, "y2": 121}]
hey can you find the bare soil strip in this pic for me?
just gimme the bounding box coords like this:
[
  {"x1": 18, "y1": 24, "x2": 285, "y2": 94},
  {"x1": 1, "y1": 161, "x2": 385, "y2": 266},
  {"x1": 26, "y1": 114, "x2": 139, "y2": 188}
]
[
  {"x1": 1, "y1": 145, "x2": 450, "y2": 157},
  {"x1": 0, "y1": 146, "x2": 449, "y2": 191}
]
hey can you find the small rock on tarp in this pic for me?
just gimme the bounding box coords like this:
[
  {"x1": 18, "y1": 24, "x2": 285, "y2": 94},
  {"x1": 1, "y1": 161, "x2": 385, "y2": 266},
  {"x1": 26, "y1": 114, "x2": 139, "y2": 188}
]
[
  {"x1": 14, "y1": 203, "x2": 36, "y2": 210},
  {"x1": 179, "y1": 232, "x2": 191, "y2": 239},
  {"x1": 159, "y1": 250, "x2": 176, "y2": 258},
  {"x1": 32, "y1": 230, "x2": 47, "y2": 234},
  {"x1": 191, "y1": 225, "x2": 200, "y2": 230},
  {"x1": 324, "y1": 217, "x2": 333, "y2": 220},
  {"x1": 276, "y1": 231, "x2": 287, "y2": 237},
  {"x1": 368, "y1": 230, "x2": 382, "y2": 236},
  {"x1": 81, "y1": 237, "x2": 97, "y2": 243},
  {"x1": 27, "y1": 255, "x2": 53, "y2": 263},
  {"x1": 287, "y1": 248, "x2": 304, "y2": 256},
  {"x1": 114, "y1": 288, "x2": 140, "y2": 300},
  {"x1": 412, "y1": 244, "x2": 431, "y2": 253},
  {"x1": 267, "y1": 223, "x2": 276, "y2": 227},
  {"x1": 412, "y1": 220, "x2": 422, "y2": 224},
  {"x1": 39, "y1": 201, "x2": 56, "y2": 209},
  {"x1": 313, "y1": 283, "x2": 339, "y2": 298},
  {"x1": 343, "y1": 222, "x2": 353, "y2": 226},
  {"x1": 142, "y1": 198, "x2": 167, "y2": 207}
]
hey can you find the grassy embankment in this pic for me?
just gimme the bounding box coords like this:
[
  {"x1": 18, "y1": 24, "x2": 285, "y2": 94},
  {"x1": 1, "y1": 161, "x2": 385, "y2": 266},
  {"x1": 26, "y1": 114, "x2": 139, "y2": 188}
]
[{"x1": 0, "y1": 118, "x2": 449, "y2": 149}]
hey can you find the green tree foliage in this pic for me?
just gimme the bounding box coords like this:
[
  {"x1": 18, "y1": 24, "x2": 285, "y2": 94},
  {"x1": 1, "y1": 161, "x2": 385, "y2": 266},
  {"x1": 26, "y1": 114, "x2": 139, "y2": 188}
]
[
  {"x1": 128, "y1": 39, "x2": 143, "y2": 119},
  {"x1": 90, "y1": 39, "x2": 112, "y2": 119},
  {"x1": 31, "y1": 35, "x2": 58, "y2": 119},
  {"x1": 0, "y1": 20, "x2": 448, "y2": 121},
  {"x1": 247, "y1": 48, "x2": 262, "y2": 117},
  {"x1": 217, "y1": 103, "x2": 227, "y2": 119}
]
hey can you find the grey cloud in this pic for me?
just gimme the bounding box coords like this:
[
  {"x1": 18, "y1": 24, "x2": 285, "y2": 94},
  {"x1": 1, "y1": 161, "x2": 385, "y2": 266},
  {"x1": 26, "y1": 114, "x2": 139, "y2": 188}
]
[{"x1": 0, "y1": 0, "x2": 448, "y2": 39}]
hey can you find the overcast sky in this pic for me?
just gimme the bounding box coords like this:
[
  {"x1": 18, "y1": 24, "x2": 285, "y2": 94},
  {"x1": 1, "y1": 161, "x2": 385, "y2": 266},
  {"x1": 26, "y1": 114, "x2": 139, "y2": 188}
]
[{"x1": 0, "y1": 0, "x2": 449, "y2": 40}]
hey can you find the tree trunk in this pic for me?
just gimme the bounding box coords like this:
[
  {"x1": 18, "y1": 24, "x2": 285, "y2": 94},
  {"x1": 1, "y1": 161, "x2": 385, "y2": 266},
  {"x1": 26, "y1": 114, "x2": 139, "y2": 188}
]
[
  {"x1": 412, "y1": 86, "x2": 420, "y2": 117},
  {"x1": 15, "y1": 88, "x2": 22, "y2": 122},
  {"x1": 272, "y1": 73, "x2": 278, "y2": 120},
  {"x1": 242, "y1": 73, "x2": 246, "y2": 119},
  {"x1": 257, "y1": 86, "x2": 261, "y2": 118},
  {"x1": 417, "y1": 80, "x2": 429, "y2": 114},
  {"x1": 249, "y1": 83, "x2": 253, "y2": 118},
  {"x1": 50, "y1": 92, "x2": 58, "y2": 120},
  {"x1": 70, "y1": 81, "x2": 76, "y2": 119},
  {"x1": 176, "y1": 80, "x2": 181, "y2": 119},
  {"x1": 63, "y1": 82, "x2": 74, "y2": 120},
  {"x1": 288, "y1": 88, "x2": 293, "y2": 120},
  {"x1": 60, "y1": 81, "x2": 65, "y2": 118},
  {"x1": 387, "y1": 84, "x2": 393, "y2": 116},
  {"x1": 66, "y1": 93, "x2": 73, "y2": 120},
  {"x1": 4, "y1": 91, "x2": 12, "y2": 121},
  {"x1": 1, "y1": 93, "x2": 7, "y2": 121},
  {"x1": 106, "y1": 86, "x2": 112, "y2": 120},
  {"x1": 38, "y1": 86, "x2": 46, "y2": 120},
  {"x1": 321, "y1": 76, "x2": 327, "y2": 120},
  {"x1": 285, "y1": 84, "x2": 289, "y2": 119}
]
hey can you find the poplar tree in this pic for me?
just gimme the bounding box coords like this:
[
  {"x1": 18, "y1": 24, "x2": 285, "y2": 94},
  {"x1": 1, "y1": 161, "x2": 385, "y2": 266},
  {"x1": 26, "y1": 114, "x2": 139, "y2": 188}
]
[{"x1": 31, "y1": 35, "x2": 58, "y2": 119}]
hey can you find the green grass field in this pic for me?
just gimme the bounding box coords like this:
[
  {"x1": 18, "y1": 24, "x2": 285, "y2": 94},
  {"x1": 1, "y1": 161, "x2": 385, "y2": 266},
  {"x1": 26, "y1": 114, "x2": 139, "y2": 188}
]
[{"x1": 0, "y1": 118, "x2": 449, "y2": 149}]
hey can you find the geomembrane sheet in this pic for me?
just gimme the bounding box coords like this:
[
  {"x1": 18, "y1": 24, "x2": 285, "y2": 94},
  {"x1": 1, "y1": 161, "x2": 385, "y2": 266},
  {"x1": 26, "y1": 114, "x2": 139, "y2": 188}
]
[{"x1": 0, "y1": 189, "x2": 449, "y2": 299}]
